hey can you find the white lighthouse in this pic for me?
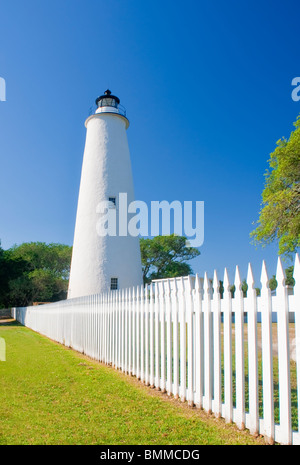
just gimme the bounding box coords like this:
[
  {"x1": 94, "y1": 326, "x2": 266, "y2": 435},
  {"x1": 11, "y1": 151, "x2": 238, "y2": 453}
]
[{"x1": 68, "y1": 90, "x2": 143, "y2": 299}]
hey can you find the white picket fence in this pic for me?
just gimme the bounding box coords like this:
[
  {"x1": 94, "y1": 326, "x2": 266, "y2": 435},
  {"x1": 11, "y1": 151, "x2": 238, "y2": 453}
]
[{"x1": 12, "y1": 254, "x2": 300, "y2": 445}]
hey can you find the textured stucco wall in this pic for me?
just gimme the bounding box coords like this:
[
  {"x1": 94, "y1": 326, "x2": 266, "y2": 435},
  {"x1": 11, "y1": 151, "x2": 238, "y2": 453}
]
[{"x1": 68, "y1": 111, "x2": 143, "y2": 298}]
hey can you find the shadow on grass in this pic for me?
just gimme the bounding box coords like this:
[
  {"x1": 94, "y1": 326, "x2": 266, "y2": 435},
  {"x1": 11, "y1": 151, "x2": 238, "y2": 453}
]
[{"x1": 0, "y1": 319, "x2": 22, "y2": 327}]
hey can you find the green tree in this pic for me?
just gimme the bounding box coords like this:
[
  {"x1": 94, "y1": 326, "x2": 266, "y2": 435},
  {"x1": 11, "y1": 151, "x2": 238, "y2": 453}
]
[
  {"x1": 285, "y1": 265, "x2": 295, "y2": 287},
  {"x1": 140, "y1": 234, "x2": 200, "y2": 284},
  {"x1": 0, "y1": 241, "x2": 30, "y2": 308},
  {"x1": 8, "y1": 275, "x2": 33, "y2": 307},
  {"x1": 0, "y1": 242, "x2": 72, "y2": 307},
  {"x1": 229, "y1": 280, "x2": 261, "y2": 298},
  {"x1": 268, "y1": 265, "x2": 295, "y2": 292},
  {"x1": 251, "y1": 115, "x2": 300, "y2": 255},
  {"x1": 228, "y1": 283, "x2": 243, "y2": 298},
  {"x1": 9, "y1": 242, "x2": 71, "y2": 279},
  {"x1": 218, "y1": 280, "x2": 224, "y2": 298},
  {"x1": 269, "y1": 275, "x2": 277, "y2": 291}
]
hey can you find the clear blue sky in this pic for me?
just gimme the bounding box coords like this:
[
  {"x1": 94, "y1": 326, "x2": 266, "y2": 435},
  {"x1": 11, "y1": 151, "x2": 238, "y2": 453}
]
[{"x1": 0, "y1": 0, "x2": 299, "y2": 284}]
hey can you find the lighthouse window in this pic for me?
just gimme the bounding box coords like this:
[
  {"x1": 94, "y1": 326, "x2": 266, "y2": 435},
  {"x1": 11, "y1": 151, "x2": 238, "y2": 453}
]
[
  {"x1": 109, "y1": 196, "x2": 116, "y2": 208},
  {"x1": 111, "y1": 278, "x2": 118, "y2": 290}
]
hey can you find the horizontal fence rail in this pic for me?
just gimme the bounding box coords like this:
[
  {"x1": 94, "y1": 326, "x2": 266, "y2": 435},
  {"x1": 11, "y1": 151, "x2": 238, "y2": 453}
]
[{"x1": 12, "y1": 254, "x2": 300, "y2": 445}]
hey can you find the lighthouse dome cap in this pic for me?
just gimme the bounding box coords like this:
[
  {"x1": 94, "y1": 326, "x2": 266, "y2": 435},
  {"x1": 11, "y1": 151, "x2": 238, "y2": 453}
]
[{"x1": 95, "y1": 89, "x2": 120, "y2": 106}]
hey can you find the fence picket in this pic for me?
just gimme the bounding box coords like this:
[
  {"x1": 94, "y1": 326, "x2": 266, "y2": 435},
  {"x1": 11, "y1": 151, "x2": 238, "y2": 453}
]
[
  {"x1": 260, "y1": 260, "x2": 274, "y2": 443},
  {"x1": 160, "y1": 283, "x2": 166, "y2": 393},
  {"x1": 121, "y1": 289, "x2": 125, "y2": 372},
  {"x1": 187, "y1": 275, "x2": 194, "y2": 406},
  {"x1": 179, "y1": 277, "x2": 187, "y2": 402},
  {"x1": 132, "y1": 287, "x2": 136, "y2": 376},
  {"x1": 124, "y1": 289, "x2": 128, "y2": 374},
  {"x1": 194, "y1": 274, "x2": 203, "y2": 408},
  {"x1": 223, "y1": 268, "x2": 232, "y2": 423},
  {"x1": 165, "y1": 280, "x2": 172, "y2": 396},
  {"x1": 246, "y1": 263, "x2": 259, "y2": 434},
  {"x1": 140, "y1": 285, "x2": 145, "y2": 382},
  {"x1": 145, "y1": 284, "x2": 149, "y2": 386},
  {"x1": 212, "y1": 269, "x2": 221, "y2": 418},
  {"x1": 247, "y1": 263, "x2": 259, "y2": 436},
  {"x1": 172, "y1": 279, "x2": 179, "y2": 399},
  {"x1": 149, "y1": 283, "x2": 155, "y2": 388},
  {"x1": 276, "y1": 257, "x2": 292, "y2": 444},
  {"x1": 294, "y1": 254, "x2": 300, "y2": 439},
  {"x1": 234, "y1": 265, "x2": 245, "y2": 430},
  {"x1": 154, "y1": 282, "x2": 160, "y2": 390},
  {"x1": 136, "y1": 285, "x2": 141, "y2": 379}
]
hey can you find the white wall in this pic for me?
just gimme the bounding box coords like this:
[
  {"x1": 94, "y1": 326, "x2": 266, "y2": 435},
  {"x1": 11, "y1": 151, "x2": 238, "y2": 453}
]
[{"x1": 68, "y1": 111, "x2": 143, "y2": 298}]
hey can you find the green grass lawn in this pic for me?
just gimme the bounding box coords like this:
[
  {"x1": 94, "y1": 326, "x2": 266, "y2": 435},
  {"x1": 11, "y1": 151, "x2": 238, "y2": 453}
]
[{"x1": 0, "y1": 321, "x2": 266, "y2": 445}]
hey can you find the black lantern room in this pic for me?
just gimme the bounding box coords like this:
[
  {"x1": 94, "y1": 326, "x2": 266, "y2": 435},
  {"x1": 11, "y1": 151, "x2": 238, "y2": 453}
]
[
  {"x1": 95, "y1": 89, "x2": 120, "y2": 109},
  {"x1": 95, "y1": 89, "x2": 126, "y2": 117}
]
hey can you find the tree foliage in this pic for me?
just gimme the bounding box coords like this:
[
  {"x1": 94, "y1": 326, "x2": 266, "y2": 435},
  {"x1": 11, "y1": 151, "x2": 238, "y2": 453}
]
[
  {"x1": 251, "y1": 115, "x2": 300, "y2": 255},
  {"x1": 0, "y1": 242, "x2": 72, "y2": 308},
  {"x1": 140, "y1": 234, "x2": 200, "y2": 284},
  {"x1": 268, "y1": 265, "x2": 295, "y2": 291}
]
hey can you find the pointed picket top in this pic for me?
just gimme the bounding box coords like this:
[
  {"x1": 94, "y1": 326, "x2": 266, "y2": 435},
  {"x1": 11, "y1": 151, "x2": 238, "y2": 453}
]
[
  {"x1": 247, "y1": 262, "x2": 255, "y2": 290},
  {"x1": 203, "y1": 271, "x2": 210, "y2": 296},
  {"x1": 203, "y1": 272, "x2": 212, "y2": 299},
  {"x1": 187, "y1": 275, "x2": 193, "y2": 294},
  {"x1": 211, "y1": 270, "x2": 221, "y2": 299},
  {"x1": 223, "y1": 267, "x2": 230, "y2": 294},
  {"x1": 260, "y1": 260, "x2": 270, "y2": 290},
  {"x1": 213, "y1": 269, "x2": 220, "y2": 297},
  {"x1": 276, "y1": 256, "x2": 286, "y2": 288},
  {"x1": 234, "y1": 265, "x2": 242, "y2": 291},
  {"x1": 293, "y1": 253, "x2": 300, "y2": 297},
  {"x1": 128, "y1": 286, "x2": 132, "y2": 303},
  {"x1": 194, "y1": 273, "x2": 203, "y2": 295},
  {"x1": 136, "y1": 284, "x2": 140, "y2": 302},
  {"x1": 140, "y1": 284, "x2": 144, "y2": 300}
]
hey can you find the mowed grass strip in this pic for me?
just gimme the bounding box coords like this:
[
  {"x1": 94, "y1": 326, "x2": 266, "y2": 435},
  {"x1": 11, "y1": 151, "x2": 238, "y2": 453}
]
[{"x1": 0, "y1": 322, "x2": 265, "y2": 445}]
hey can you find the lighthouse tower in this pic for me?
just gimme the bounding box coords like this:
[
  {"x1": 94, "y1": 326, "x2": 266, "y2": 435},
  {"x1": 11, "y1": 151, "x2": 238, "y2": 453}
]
[{"x1": 68, "y1": 90, "x2": 143, "y2": 299}]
